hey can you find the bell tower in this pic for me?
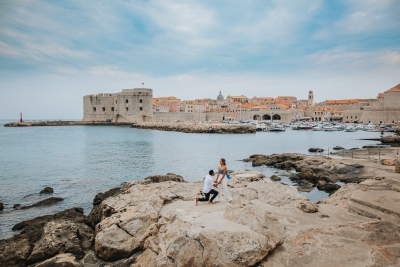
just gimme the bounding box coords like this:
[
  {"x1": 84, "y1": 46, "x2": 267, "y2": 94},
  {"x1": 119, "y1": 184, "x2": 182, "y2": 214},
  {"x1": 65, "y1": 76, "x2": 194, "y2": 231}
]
[{"x1": 308, "y1": 90, "x2": 314, "y2": 106}]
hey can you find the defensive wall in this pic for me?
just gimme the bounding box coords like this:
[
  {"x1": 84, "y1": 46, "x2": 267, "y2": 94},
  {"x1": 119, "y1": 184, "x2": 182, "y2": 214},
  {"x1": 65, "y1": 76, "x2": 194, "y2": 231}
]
[
  {"x1": 153, "y1": 110, "x2": 294, "y2": 122},
  {"x1": 359, "y1": 107, "x2": 400, "y2": 124}
]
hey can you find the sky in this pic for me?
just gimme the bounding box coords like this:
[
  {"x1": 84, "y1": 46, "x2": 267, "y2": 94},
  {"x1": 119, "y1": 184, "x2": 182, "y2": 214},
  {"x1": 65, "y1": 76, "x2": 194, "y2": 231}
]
[{"x1": 0, "y1": 0, "x2": 399, "y2": 120}]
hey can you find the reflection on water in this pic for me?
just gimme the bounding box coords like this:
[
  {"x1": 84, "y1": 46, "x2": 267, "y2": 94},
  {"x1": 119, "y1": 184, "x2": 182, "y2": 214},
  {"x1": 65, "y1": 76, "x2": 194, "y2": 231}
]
[{"x1": 0, "y1": 121, "x2": 384, "y2": 239}]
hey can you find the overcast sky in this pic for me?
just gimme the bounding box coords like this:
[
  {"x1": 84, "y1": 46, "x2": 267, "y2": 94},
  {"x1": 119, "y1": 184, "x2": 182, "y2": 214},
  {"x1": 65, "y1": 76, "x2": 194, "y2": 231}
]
[{"x1": 1, "y1": 0, "x2": 399, "y2": 119}]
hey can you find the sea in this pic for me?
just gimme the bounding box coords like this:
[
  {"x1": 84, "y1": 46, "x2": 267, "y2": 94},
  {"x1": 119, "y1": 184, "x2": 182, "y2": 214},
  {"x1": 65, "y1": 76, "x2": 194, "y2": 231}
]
[{"x1": 0, "y1": 119, "x2": 385, "y2": 239}]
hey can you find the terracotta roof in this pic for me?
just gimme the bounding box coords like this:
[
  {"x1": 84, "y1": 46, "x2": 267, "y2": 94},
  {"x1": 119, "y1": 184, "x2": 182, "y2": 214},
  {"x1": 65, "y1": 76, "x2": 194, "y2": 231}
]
[
  {"x1": 277, "y1": 99, "x2": 293, "y2": 105},
  {"x1": 384, "y1": 84, "x2": 400, "y2": 93},
  {"x1": 277, "y1": 96, "x2": 296, "y2": 99},
  {"x1": 326, "y1": 99, "x2": 360, "y2": 104},
  {"x1": 253, "y1": 105, "x2": 268, "y2": 109},
  {"x1": 277, "y1": 104, "x2": 290, "y2": 110},
  {"x1": 314, "y1": 107, "x2": 340, "y2": 112},
  {"x1": 241, "y1": 103, "x2": 255, "y2": 108},
  {"x1": 378, "y1": 93, "x2": 384, "y2": 98}
]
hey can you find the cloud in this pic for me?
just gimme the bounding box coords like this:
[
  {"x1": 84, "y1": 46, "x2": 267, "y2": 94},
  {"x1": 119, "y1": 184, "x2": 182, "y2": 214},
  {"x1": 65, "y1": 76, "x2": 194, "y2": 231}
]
[{"x1": 0, "y1": 0, "x2": 399, "y2": 119}]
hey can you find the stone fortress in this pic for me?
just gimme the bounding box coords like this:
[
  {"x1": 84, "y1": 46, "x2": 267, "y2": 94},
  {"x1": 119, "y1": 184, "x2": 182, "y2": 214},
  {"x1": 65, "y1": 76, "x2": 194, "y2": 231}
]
[{"x1": 82, "y1": 84, "x2": 400, "y2": 124}]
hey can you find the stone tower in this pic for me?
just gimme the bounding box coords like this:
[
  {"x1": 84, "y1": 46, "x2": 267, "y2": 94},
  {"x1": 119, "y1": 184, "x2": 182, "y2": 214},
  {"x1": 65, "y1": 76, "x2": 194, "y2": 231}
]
[
  {"x1": 83, "y1": 88, "x2": 153, "y2": 122},
  {"x1": 308, "y1": 90, "x2": 314, "y2": 106}
]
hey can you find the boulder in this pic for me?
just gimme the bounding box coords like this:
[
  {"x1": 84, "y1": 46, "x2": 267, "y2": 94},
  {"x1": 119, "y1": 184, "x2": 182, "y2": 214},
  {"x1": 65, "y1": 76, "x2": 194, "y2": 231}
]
[
  {"x1": 27, "y1": 220, "x2": 93, "y2": 264},
  {"x1": 39, "y1": 187, "x2": 54, "y2": 194},
  {"x1": 94, "y1": 202, "x2": 159, "y2": 261},
  {"x1": 1, "y1": 208, "x2": 90, "y2": 267},
  {"x1": 20, "y1": 197, "x2": 64, "y2": 210},
  {"x1": 381, "y1": 158, "x2": 396, "y2": 166},
  {"x1": 333, "y1": 146, "x2": 345, "y2": 150},
  {"x1": 270, "y1": 175, "x2": 281, "y2": 181},
  {"x1": 34, "y1": 253, "x2": 82, "y2": 267},
  {"x1": 381, "y1": 134, "x2": 400, "y2": 143},
  {"x1": 0, "y1": 236, "x2": 31, "y2": 267},
  {"x1": 13, "y1": 207, "x2": 85, "y2": 231},
  {"x1": 142, "y1": 173, "x2": 185, "y2": 184},
  {"x1": 0, "y1": 202, "x2": 3, "y2": 211},
  {"x1": 13, "y1": 204, "x2": 21, "y2": 209},
  {"x1": 308, "y1": 148, "x2": 324, "y2": 153},
  {"x1": 396, "y1": 159, "x2": 400, "y2": 173},
  {"x1": 298, "y1": 167, "x2": 317, "y2": 182},
  {"x1": 93, "y1": 187, "x2": 123, "y2": 206},
  {"x1": 317, "y1": 183, "x2": 341, "y2": 194},
  {"x1": 296, "y1": 200, "x2": 318, "y2": 213}
]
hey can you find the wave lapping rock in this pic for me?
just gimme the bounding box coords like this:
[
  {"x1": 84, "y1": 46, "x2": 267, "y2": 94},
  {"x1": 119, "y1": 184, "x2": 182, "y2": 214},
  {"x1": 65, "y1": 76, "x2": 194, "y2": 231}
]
[{"x1": 130, "y1": 122, "x2": 256, "y2": 134}]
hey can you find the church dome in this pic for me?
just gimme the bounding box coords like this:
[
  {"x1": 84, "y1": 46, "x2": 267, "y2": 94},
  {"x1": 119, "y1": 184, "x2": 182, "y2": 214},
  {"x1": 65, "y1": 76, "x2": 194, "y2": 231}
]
[{"x1": 217, "y1": 90, "x2": 224, "y2": 101}]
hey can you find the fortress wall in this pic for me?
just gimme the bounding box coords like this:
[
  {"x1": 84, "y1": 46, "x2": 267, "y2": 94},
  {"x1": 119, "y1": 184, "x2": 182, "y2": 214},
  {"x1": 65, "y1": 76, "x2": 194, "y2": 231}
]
[
  {"x1": 153, "y1": 111, "x2": 294, "y2": 122},
  {"x1": 384, "y1": 91, "x2": 400, "y2": 108},
  {"x1": 83, "y1": 89, "x2": 153, "y2": 122},
  {"x1": 360, "y1": 109, "x2": 400, "y2": 124},
  {"x1": 343, "y1": 110, "x2": 364, "y2": 122}
]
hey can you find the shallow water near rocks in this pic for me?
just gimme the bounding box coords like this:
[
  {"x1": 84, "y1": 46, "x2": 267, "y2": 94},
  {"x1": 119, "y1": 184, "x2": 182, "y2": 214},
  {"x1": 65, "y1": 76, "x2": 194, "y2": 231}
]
[{"x1": 0, "y1": 120, "x2": 386, "y2": 239}]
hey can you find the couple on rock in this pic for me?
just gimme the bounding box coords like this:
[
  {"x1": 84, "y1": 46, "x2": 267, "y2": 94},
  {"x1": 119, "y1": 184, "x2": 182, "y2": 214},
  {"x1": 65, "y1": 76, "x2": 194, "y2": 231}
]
[{"x1": 195, "y1": 158, "x2": 232, "y2": 205}]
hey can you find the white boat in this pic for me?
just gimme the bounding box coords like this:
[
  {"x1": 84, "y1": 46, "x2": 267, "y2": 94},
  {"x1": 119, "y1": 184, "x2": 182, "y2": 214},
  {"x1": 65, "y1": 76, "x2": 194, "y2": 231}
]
[
  {"x1": 268, "y1": 124, "x2": 285, "y2": 132},
  {"x1": 324, "y1": 125, "x2": 338, "y2": 131},
  {"x1": 256, "y1": 124, "x2": 267, "y2": 131},
  {"x1": 312, "y1": 126, "x2": 323, "y2": 131},
  {"x1": 344, "y1": 126, "x2": 357, "y2": 132},
  {"x1": 364, "y1": 125, "x2": 376, "y2": 132}
]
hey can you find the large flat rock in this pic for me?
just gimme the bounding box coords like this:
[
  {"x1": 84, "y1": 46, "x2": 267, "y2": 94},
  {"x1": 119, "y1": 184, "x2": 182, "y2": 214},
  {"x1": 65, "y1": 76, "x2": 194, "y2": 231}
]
[{"x1": 351, "y1": 189, "x2": 400, "y2": 217}]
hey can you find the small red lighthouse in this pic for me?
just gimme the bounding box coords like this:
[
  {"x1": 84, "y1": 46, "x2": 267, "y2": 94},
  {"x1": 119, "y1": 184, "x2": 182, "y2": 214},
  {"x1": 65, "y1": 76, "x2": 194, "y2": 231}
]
[{"x1": 20, "y1": 112, "x2": 23, "y2": 122}]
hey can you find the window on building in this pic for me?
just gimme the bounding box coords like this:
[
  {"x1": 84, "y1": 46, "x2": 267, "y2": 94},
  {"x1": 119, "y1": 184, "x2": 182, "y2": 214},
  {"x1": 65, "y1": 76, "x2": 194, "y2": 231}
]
[
  {"x1": 355, "y1": 116, "x2": 357, "y2": 119},
  {"x1": 140, "y1": 99, "x2": 143, "y2": 103},
  {"x1": 140, "y1": 107, "x2": 143, "y2": 111},
  {"x1": 111, "y1": 107, "x2": 114, "y2": 111},
  {"x1": 126, "y1": 99, "x2": 128, "y2": 103},
  {"x1": 126, "y1": 107, "x2": 129, "y2": 111},
  {"x1": 116, "y1": 100, "x2": 117, "y2": 104},
  {"x1": 102, "y1": 107, "x2": 105, "y2": 111},
  {"x1": 93, "y1": 107, "x2": 96, "y2": 112}
]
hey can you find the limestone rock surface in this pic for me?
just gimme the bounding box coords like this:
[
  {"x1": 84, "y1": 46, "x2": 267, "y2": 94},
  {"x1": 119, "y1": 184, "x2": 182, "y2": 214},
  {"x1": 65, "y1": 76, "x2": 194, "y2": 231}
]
[
  {"x1": 34, "y1": 253, "x2": 82, "y2": 267},
  {"x1": 296, "y1": 200, "x2": 318, "y2": 213}
]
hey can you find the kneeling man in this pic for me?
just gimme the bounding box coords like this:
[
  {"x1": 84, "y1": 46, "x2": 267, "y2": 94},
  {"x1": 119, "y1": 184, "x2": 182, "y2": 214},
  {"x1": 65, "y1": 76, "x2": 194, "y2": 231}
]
[{"x1": 196, "y1": 170, "x2": 219, "y2": 205}]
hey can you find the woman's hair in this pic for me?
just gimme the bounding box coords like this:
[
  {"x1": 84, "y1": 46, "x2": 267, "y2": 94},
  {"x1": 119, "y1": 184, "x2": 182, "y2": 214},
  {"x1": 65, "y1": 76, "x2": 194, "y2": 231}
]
[{"x1": 220, "y1": 158, "x2": 226, "y2": 166}]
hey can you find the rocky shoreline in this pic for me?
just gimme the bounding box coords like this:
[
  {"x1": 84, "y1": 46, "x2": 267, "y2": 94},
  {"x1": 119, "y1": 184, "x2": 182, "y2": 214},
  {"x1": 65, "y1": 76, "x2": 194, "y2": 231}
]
[
  {"x1": 1, "y1": 155, "x2": 400, "y2": 266},
  {"x1": 130, "y1": 122, "x2": 256, "y2": 134}
]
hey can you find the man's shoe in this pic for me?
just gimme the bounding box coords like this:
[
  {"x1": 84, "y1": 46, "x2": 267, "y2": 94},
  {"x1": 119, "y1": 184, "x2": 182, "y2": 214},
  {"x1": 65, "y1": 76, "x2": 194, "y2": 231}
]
[
  {"x1": 208, "y1": 201, "x2": 216, "y2": 204},
  {"x1": 195, "y1": 197, "x2": 198, "y2": 206}
]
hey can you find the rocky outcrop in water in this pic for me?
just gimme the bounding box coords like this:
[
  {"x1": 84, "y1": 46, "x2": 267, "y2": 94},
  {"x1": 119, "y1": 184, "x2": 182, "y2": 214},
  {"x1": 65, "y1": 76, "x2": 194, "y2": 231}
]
[
  {"x1": 19, "y1": 197, "x2": 64, "y2": 210},
  {"x1": 308, "y1": 148, "x2": 324, "y2": 153},
  {"x1": 130, "y1": 122, "x2": 256, "y2": 134},
  {"x1": 381, "y1": 133, "x2": 400, "y2": 143},
  {"x1": 244, "y1": 153, "x2": 349, "y2": 194},
  {"x1": 39, "y1": 187, "x2": 53, "y2": 194},
  {"x1": 0, "y1": 202, "x2": 3, "y2": 211}
]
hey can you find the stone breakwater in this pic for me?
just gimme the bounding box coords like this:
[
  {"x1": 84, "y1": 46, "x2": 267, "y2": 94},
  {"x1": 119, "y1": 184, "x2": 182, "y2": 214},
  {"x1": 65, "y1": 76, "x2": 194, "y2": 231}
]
[
  {"x1": 4, "y1": 121, "x2": 132, "y2": 127},
  {"x1": 1, "y1": 167, "x2": 400, "y2": 267},
  {"x1": 130, "y1": 122, "x2": 256, "y2": 134}
]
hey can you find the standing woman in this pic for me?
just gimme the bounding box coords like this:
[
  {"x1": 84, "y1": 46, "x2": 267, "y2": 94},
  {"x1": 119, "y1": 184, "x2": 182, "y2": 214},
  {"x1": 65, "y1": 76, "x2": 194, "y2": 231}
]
[{"x1": 215, "y1": 158, "x2": 233, "y2": 203}]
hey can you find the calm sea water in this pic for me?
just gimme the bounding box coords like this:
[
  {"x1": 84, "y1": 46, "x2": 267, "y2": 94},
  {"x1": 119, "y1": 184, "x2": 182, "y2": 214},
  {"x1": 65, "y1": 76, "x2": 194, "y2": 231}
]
[{"x1": 0, "y1": 120, "x2": 384, "y2": 239}]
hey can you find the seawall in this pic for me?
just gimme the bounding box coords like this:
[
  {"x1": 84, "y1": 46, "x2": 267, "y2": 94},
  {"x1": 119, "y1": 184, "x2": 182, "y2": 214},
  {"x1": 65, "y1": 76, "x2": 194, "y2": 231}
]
[
  {"x1": 130, "y1": 122, "x2": 256, "y2": 133},
  {"x1": 4, "y1": 121, "x2": 132, "y2": 127}
]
